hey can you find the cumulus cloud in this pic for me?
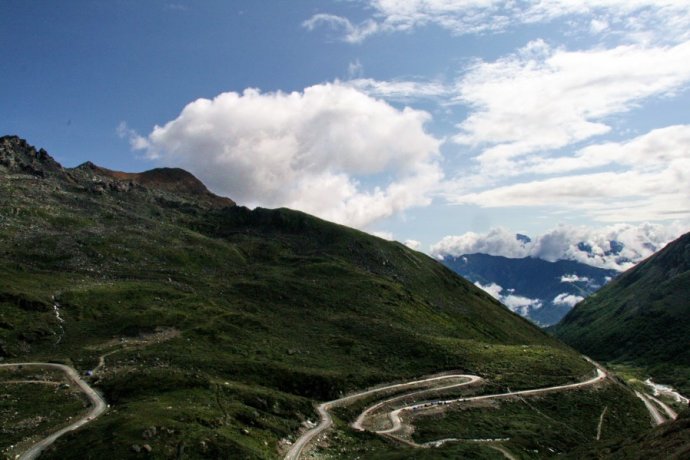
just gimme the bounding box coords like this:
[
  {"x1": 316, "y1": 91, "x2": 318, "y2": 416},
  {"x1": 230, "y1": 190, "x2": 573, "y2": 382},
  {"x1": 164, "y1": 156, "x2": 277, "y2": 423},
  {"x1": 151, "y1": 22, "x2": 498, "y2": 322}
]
[
  {"x1": 553, "y1": 293, "x2": 585, "y2": 308},
  {"x1": 503, "y1": 294, "x2": 543, "y2": 316},
  {"x1": 432, "y1": 222, "x2": 687, "y2": 270},
  {"x1": 431, "y1": 227, "x2": 530, "y2": 259},
  {"x1": 304, "y1": 1, "x2": 690, "y2": 43},
  {"x1": 474, "y1": 282, "x2": 503, "y2": 300},
  {"x1": 129, "y1": 83, "x2": 442, "y2": 229},
  {"x1": 474, "y1": 281, "x2": 542, "y2": 315}
]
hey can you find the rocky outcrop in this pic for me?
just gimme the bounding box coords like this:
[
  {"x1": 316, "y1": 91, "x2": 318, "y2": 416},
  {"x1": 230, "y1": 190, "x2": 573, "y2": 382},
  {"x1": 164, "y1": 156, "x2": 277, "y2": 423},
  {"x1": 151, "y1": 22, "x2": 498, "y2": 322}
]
[
  {"x1": 0, "y1": 135, "x2": 64, "y2": 177},
  {"x1": 0, "y1": 135, "x2": 235, "y2": 209},
  {"x1": 73, "y1": 161, "x2": 235, "y2": 208}
]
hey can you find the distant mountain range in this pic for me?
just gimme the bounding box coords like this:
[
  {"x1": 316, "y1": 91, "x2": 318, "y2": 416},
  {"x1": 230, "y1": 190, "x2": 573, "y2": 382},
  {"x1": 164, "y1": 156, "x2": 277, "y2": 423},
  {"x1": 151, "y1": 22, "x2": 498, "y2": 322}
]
[{"x1": 441, "y1": 253, "x2": 619, "y2": 326}]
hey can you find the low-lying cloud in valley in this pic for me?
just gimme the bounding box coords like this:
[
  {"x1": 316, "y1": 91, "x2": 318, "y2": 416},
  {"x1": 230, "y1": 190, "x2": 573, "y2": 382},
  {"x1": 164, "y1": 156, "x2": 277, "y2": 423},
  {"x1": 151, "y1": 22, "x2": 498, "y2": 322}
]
[
  {"x1": 560, "y1": 274, "x2": 591, "y2": 283},
  {"x1": 474, "y1": 282, "x2": 543, "y2": 316},
  {"x1": 553, "y1": 293, "x2": 585, "y2": 308}
]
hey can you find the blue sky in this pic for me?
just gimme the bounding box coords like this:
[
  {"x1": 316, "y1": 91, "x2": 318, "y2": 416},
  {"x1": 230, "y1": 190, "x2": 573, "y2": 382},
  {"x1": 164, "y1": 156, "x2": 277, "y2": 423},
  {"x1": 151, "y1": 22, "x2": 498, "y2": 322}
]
[{"x1": 2, "y1": 0, "x2": 689, "y2": 257}]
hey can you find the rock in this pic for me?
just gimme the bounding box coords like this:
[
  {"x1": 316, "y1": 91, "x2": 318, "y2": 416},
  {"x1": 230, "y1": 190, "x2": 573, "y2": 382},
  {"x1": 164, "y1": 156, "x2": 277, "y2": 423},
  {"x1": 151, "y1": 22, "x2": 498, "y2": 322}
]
[
  {"x1": 142, "y1": 444, "x2": 152, "y2": 453},
  {"x1": 130, "y1": 444, "x2": 141, "y2": 453},
  {"x1": 142, "y1": 426, "x2": 157, "y2": 439}
]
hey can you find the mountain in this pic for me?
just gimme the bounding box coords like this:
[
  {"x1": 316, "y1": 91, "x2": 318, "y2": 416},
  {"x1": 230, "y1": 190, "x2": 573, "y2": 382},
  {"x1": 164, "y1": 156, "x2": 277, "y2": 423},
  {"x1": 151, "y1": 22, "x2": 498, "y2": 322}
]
[
  {"x1": 553, "y1": 231, "x2": 690, "y2": 394},
  {"x1": 441, "y1": 253, "x2": 618, "y2": 326},
  {"x1": 75, "y1": 161, "x2": 236, "y2": 208},
  {"x1": 0, "y1": 136, "x2": 647, "y2": 459}
]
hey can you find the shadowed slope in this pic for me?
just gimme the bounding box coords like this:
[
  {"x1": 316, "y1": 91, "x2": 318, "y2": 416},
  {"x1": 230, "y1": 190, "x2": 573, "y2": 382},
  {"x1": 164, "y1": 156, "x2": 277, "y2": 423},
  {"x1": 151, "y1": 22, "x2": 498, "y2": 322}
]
[{"x1": 554, "y1": 232, "x2": 690, "y2": 394}]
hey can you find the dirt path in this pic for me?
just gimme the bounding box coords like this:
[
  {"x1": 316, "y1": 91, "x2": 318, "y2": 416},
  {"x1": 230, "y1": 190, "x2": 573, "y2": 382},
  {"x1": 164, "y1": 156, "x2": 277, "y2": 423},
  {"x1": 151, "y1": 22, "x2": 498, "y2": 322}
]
[
  {"x1": 286, "y1": 365, "x2": 607, "y2": 459},
  {"x1": 596, "y1": 406, "x2": 608, "y2": 440},
  {"x1": 376, "y1": 369, "x2": 606, "y2": 441},
  {"x1": 284, "y1": 373, "x2": 481, "y2": 460},
  {"x1": 0, "y1": 362, "x2": 107, "y2": 460},
  {"x1": 489, "y1": 444, "x2": 518, "y2": 460},
  {"x1": 1, "y1": 331, "x2": 179, "y2": 459}
]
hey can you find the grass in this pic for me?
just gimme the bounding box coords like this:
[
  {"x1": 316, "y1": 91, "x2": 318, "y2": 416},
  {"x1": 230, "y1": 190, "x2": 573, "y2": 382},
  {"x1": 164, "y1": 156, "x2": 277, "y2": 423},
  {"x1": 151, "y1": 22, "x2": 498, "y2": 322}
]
[{"x1": 0, "y1": 138, "x2": 652, "y2": 458}]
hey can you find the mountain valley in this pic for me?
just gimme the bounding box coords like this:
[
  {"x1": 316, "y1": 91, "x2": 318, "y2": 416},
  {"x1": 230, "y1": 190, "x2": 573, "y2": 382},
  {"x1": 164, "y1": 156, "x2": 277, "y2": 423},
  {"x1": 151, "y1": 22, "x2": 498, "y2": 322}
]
[{"x1": 0, "y1": 136, "x2": 684, "y2": 459}]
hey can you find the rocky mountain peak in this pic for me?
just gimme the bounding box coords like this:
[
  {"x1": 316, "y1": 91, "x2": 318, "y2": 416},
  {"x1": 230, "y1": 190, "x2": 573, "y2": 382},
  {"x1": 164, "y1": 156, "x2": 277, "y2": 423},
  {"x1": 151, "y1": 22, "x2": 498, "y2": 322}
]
[
  {"x1": 73, "y1": 162, "x2": 235, "y2": 208},
  {"x1": 1, "y1": 135, "x2": 235, "y2": 209},
  {"x1": 0, "y1": 135, "x2": 63, "y2": 177}
]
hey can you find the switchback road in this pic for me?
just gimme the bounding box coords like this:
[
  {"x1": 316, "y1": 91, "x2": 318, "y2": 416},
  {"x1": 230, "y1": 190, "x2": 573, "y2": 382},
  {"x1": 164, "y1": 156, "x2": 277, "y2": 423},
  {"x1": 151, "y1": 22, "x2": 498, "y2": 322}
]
[
  {"x1": 286, "y1": 367, "x2": 606, "y2": 459},
  {"x1": 284, "y1": 373, "x2": 480, "y2": 460}
]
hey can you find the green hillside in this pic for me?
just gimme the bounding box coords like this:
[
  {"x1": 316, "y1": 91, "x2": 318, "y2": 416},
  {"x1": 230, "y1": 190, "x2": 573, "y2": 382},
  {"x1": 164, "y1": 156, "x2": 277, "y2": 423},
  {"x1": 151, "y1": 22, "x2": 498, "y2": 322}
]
[
  {"x1": 553, "y1": 231, "x2": 690, "y2": 394},
  {"x1": 0, "y1": 136, "x2": 646, "y2": 459},
  {"x1": 567, "y1": 409, "x2": 690, "y2": 459}
]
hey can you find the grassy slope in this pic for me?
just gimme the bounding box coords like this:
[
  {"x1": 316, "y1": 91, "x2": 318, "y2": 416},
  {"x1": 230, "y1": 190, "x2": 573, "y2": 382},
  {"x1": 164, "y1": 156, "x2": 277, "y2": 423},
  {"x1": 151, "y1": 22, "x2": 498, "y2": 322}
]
[
  {"x1": 567, "y1": 409, "x2": 690, "y2": 460},
  {"x1": 0, "y1": 137, "x2": 643, "y2": 458},
  {"x1": 412, "y1": 384, "x2": 650, "y2": 459},
  {"x1": 553, "y1": 232, "x2": 690, "y2": 394}
]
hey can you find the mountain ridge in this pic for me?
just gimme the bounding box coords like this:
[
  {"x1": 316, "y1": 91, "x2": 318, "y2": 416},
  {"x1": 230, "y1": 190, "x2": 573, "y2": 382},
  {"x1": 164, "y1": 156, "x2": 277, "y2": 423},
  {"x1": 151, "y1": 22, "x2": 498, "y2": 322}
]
[
  {"x1": 0, "y1": 135, "x2": 235, "y2": 209},
  {"x1": 553, "y1": 231, "x2": 690, "y2": 394}
]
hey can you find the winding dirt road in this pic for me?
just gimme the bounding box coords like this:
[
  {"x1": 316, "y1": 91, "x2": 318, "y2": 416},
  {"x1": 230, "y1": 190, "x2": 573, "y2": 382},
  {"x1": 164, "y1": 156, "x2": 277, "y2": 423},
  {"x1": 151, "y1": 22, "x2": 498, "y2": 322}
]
[
  {"x1": 284, "y1": 373, "x2": 480, "y2": 460},
  {"x1": 377, "y1": 369, "x2": 606, "y2": 439},
  {"x1": 0, "y1": 362, "x2": 107, "y2": 460},
  {"x1": 285, "y1": 366, "x2": 607, "y2": 460}
]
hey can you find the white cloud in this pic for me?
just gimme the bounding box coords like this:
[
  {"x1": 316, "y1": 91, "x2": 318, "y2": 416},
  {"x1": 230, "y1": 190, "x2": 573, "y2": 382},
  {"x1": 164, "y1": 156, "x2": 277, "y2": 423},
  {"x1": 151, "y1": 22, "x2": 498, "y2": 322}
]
[
  {"x1": 553, "y1": 293, "x2": 585, "y2": 307},
  {"x1": 432, "y1": 227, "x2": 530, "y2": 259},
  {"x1": 347, "y1": 59, "x2": 364, "y2": 78},
  {"x1": 129, "y1": 83, "x2": 442, "y2": 229},
  {"x1": 448, "y1": 124, "x2": 690, "y2": 223},
  {"x1": 432, "y1": 222, "x2": 687, "y2": 270},
  {"x1": 474, "y1": 281, "x2": 503, "y2": 300},
  {"x1": 452, "y1": 41, "x2": 690, "y2": 168},
  {"x1": 561, "y1": 274, "x2": 590, "y2": 283},
  {"x1": 475, "y1": 281, "x2": 542, "y2": 315},
  {"x1": 371, "y1": 231, "x2": 394, "y2": 240},
  {"x1": 304, "y1": 1, "x2": 690, "y2": 43},
  {"x1": 503, "y1": 294, "x2": 542, "y2": 316},
  {"x1": 404, "y1": 239, "x2": 422, "y2": 250},
  {"x1": 302, "y1": 13, "x2": 380, "y2": 44},
  {"x1": 304, "y1": 5, "x2": 690, "y2": 231},
  {"x1": 589, "y1": 18, "x2": 609, "y2": 34},
  {"x1": 346, "y1": 78, "x2": 450, "y2": 102}
]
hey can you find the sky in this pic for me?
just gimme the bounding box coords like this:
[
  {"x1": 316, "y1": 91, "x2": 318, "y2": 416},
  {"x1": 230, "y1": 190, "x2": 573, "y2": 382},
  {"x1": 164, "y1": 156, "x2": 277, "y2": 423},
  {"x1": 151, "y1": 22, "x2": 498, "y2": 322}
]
[{"x1": 2, "y1": 0, "x2": 689, "y2": 261}]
